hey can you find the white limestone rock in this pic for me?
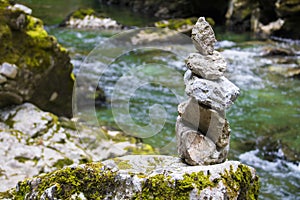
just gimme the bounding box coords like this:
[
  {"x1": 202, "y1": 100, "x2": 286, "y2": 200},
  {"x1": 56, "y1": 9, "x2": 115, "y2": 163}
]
[
  {"x1": 0, "y1": 62, "x2": 18, "y2": 79},
  {"x1": 186, "y1": 51, "x2": 227, "y2": 80},
  {"x1": 8, "y1": 4, "x2": 32, "y2": 15},
  {"x1": 185, "y1": 71, "x2": 240, "y2": 111},
  {"x1": 191, "y1": 17, "x2": 217, "y2": 55}
]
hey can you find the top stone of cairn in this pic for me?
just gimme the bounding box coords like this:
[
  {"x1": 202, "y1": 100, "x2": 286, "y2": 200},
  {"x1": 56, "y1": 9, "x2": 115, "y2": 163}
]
[{"x1": 191, "y1": 17, "x2": 217, "y2": 55}]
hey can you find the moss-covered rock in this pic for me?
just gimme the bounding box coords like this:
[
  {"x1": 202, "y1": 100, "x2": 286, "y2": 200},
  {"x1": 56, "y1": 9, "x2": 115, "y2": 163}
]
[
  {"x1": 61, "y1": 8, "x2": 122, "y2": 29},
  {"x1": 154, "y1": 17, "x2": 198, "y2": 34},
  {"x1": 1, "y1": 155, "x2": 259, "y2": 199},
  {"x1": 0, "y1": 0, "x2": 73, "y2": 116},
  {"x1": 0, "y1": 103, "x2": 157, "y2": 192}
]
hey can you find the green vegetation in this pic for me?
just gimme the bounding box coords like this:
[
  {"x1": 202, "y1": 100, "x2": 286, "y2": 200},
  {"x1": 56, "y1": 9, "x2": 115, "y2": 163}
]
[
  {"x1": 222, "y1": 165, "x2": 260, "y2": 200},
  {"x1": 71, "y1": 8, "x2": 96, "y2": 19},
  {"x1": 14, "y1": 162, "x2": 118, "y2": 199}
]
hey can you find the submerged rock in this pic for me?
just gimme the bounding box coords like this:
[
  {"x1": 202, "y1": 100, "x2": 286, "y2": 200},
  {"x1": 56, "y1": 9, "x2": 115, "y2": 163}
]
[
  {"x1": 0, "y1": 155, "x2": 259, "y2": 199},
  {"x1": 0, "y1": 0, "x2": 74, "y2": 117},
  {"x1": 0, "y1": 103, "x2": 156, "y2": 192}
]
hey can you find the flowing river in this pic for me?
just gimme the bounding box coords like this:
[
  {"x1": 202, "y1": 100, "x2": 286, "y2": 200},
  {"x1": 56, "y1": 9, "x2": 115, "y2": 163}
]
[{"x1": 17, "y1": 1, "x2": 300, "y2": 199}]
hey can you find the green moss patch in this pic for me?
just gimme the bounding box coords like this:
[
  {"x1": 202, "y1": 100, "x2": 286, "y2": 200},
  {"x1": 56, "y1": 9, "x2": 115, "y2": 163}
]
[
  {"x1": 155, "y1": 17, "x2": 198, "y2": 31},
  {"x1": 135, "y1": 171, "x2": 215, "y2": 199},
  {"x1": 15, "y1": 162, "x2": 120, "y2": 199},
  {"x1": 221, "y1": 164, "x2": 260, "y2": 200}
]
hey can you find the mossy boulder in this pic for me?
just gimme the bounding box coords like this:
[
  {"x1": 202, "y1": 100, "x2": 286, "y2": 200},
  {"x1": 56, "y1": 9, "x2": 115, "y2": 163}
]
[
  {"x1": 1, "y1": 155, "x2": 260, "y2": 199},
  {"x1": 0, "y1": 0, "x2": 73, "y2": 116},
  {"x1": 0, "y1": 103, "x2": 157, "y2": 192}
]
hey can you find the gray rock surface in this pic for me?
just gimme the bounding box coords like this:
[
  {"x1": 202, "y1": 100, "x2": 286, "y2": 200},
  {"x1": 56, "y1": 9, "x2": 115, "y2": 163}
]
[
  {"x1": 186, "y1": 51, "x2": 227, "y2": 80},
  {"x1": 191, "y1": 17, "x2": 217, "y2": 55},
  {"x1": 178, "y1": 97, "x2": 229, "y2": 145},
  {"x1": 66, "y1": 15, "x2": 122, "y2": 29},
  {"x1": 0, "y1": 103, "x2": 156, "y2": 192},
  {"x1": 176, "y1": 117, "x2": 229, "y2": 165},
  {"x1": 5, "y1": 155, "x2": 259, "y2": 199},
  {"x1": 185, "y1": 72, "x2": 240, "y2": 111}
]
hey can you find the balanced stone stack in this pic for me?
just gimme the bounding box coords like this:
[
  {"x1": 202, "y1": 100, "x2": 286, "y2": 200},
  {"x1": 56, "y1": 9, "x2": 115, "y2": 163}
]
[{"x1": 176, "y1": 17, "x2": 240, "y2": 166}]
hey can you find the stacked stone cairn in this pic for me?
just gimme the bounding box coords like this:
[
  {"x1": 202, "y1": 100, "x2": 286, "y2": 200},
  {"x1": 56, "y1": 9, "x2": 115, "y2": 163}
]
[{"x1": 176, "y1": 17, "x2": 240, "y2": 166}]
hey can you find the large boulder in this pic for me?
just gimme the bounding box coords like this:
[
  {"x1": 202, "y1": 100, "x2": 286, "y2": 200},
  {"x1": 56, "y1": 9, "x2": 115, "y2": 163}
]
[
  {"x1": 0, "y1": 1, "x2": 74, "y2": 117},
  {"x1": 1, "y1": 155, "x2": 260, "y2": 199},
  {"x1": 0, "y1": 103, "x2": 156, "y2": 192}
]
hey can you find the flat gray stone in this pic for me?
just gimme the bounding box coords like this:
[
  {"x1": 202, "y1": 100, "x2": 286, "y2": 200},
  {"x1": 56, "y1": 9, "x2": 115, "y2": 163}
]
[
  {"x1": 185, "y1": 71, "x2": 240, "y2": 111},
  {"x1": 191, "y1": 17, "x2": 217, "y2": 55},
  {"x1": 186, "y1": 51, "x2": 227, "y2": 80}
]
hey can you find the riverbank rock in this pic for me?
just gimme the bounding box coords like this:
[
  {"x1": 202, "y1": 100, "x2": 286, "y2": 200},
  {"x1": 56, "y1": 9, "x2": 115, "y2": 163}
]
[
  {"x1": 0, "y1": 0, "x2": 74, "y2": 117},
  {"x1": 61, "y1": 8, "x2": 122, "y2": 29},
  {"x1": 0, "y1": 103, "x2": 156, "y2": 192},
  {"x1": 226, "y1": 0, "x2": 300, "y2": 39},
  {"x1": 0, "y1": 155, "x2": 260, "y2": 199},
  {"x1": 99, "y1": 0, "x2": 229, "y2": 24}
]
